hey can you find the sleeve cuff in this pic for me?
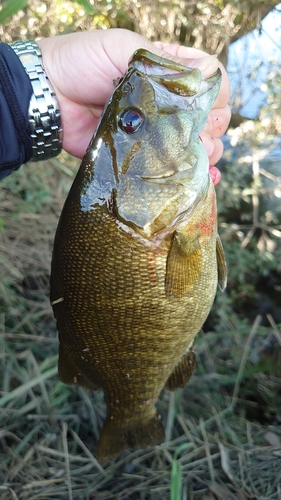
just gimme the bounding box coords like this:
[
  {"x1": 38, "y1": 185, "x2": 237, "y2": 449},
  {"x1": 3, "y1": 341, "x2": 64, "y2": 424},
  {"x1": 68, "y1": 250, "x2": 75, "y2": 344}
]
[{"x1": 0, "y1": 43, "x2": 33, "y2": 180}]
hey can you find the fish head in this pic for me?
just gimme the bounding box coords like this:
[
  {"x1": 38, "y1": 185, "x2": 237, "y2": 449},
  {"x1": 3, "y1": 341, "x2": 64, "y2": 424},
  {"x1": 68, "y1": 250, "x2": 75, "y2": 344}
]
[{"x1": 80, "y1": 50, "x2": 221, "y2": 238}]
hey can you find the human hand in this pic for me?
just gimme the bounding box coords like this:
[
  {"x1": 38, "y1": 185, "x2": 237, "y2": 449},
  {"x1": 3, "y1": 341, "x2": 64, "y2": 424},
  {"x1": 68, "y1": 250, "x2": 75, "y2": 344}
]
[{"x1": 38, "y1": 30, "x2": 230, "y2": 184}]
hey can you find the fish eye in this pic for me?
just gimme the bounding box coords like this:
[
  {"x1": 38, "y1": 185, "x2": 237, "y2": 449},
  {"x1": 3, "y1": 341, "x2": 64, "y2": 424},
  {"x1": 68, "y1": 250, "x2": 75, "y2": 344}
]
[{"x1": 119, "y1": 108, "x2": 144, "y2": 134}]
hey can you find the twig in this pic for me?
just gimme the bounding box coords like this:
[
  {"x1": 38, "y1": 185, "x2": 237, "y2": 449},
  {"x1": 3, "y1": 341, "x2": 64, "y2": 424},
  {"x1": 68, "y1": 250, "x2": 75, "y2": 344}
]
[
  {"x1": 252, "y1": 155, "x2": 259, "y2": 226},
  {"x1": 241, "y1": 226, "x2": 256, "y2": 249}
]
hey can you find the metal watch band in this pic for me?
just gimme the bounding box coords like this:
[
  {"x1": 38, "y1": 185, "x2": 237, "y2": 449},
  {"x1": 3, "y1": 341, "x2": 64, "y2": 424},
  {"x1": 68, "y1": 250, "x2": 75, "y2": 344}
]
[{"x1": 9, "y1": 40, "x2": 62, "y2": 161}]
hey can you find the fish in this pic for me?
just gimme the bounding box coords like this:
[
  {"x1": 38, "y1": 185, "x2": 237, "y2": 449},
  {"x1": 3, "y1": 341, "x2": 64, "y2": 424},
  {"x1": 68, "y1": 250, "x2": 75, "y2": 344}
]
[{"x1": 50, "y1": 49, "x2": 227, "y2": 463}]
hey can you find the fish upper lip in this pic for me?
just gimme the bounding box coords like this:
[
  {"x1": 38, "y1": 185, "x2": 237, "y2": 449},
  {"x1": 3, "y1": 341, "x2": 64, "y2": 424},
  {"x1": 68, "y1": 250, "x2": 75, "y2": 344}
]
[
  {"x1": 129, "y1": 49, "x2": 220, "y2": 80},
  {"x1": 129, "y1": 49, "x2": 221, "y2": 104}
]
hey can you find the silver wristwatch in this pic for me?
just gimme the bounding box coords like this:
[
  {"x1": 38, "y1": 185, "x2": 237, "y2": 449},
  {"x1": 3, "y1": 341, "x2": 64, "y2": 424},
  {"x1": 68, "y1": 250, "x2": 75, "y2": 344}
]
[{"x1": 9, "y1": 40, "x2": 62, "y2": 162}]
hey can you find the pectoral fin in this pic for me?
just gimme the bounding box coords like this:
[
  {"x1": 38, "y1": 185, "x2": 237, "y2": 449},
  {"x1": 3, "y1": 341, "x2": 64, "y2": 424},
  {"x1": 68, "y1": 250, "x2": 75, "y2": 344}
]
[
  {"x1": 165, "y1": 347, "x2": 196, "y2": 390},
  {"x1": 216, "y1": 235, "x2": 227, "y2": 291},
  {"x1": 165, "y1": 231, "x2": 202, "y2": 299}
]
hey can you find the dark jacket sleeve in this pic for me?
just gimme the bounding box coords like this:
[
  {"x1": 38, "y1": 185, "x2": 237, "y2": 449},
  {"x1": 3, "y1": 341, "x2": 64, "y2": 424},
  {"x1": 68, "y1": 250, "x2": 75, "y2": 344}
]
[{"x1": 0, "y1": 43, "x2": 33, "y2": 180}]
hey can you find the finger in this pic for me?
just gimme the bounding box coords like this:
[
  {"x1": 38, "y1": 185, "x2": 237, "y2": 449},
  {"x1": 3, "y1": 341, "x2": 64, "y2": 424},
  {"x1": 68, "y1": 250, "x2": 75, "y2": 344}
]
[
  {"x1": 203, "y1": 105, "x2": 231, "y2": 139},
  {"x1": 209, "y1": 166, "x2": 221, "y2": 186},
  {"x1": 153, "y1": 42, "x2": 210, "y2": 59},
  {"x1": 153, "y1": 42, "x2": 230, "y2": 109},
  {"x1": 200, "y1": 134, "x2": 224, "y2": 165}
]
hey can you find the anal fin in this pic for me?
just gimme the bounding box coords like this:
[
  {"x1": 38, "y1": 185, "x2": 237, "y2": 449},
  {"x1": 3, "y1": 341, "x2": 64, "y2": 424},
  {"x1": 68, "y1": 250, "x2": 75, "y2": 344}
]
[{"x1": 165, "y1": 348, "x2": 196, "y2": 391}]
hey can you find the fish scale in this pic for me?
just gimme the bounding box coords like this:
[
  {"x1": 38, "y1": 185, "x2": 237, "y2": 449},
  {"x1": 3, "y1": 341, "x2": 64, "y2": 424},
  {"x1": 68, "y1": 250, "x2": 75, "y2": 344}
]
[{"x1": 50, "y1": 49, "x2": 227, "y2": 462}]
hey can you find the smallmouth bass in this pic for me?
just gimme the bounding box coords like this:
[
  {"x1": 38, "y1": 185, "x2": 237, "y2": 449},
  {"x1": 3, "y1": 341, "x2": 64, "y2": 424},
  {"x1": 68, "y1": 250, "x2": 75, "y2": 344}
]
[{"x1": 50, "y1": 50, "x2": 227, "y2": 462}]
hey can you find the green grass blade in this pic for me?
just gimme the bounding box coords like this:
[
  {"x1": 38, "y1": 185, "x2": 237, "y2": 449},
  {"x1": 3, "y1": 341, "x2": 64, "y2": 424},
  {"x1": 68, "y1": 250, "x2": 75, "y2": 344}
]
[
  {"x1": 0, "y1": 366, "x2": 57, "y2": 408},
  {"x1": 170, "y1": 459, "x2": 182, "y2": 500},
  {"x1": 69, "y1": 0, "x2": 94, "y2": 14},
  {"x1": 0, "y1": 0, "x2": 28, "y2": 24}
]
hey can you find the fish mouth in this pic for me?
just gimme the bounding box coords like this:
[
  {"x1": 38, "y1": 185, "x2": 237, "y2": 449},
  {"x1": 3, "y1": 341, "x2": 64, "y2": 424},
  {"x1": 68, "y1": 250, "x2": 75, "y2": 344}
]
[
  {"x1": 129, "y1": 49, "x2": 221, "y2": 109},
  {"x1": 129, "y1": 50, "x2": 219, "y2": 79}
]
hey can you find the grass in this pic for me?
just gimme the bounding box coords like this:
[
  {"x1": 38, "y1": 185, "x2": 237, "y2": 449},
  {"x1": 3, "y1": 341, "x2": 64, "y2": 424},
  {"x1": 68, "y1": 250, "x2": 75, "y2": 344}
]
[{"x1": 0, "y1": 155, "x2": 281, "y2": 500}]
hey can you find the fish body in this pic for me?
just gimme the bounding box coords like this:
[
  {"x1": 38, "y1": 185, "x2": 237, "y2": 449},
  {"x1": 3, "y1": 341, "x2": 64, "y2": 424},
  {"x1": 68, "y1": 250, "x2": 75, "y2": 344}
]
[{"x1": 50, "y1": 50, "x2": 227, "y2": 462}]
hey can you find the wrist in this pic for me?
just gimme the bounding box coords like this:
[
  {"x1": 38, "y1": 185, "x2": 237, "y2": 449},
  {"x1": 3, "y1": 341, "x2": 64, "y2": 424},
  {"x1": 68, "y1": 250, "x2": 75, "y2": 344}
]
[{"x1": 9, "y1": 40, "x2": 63, "y2": 162}]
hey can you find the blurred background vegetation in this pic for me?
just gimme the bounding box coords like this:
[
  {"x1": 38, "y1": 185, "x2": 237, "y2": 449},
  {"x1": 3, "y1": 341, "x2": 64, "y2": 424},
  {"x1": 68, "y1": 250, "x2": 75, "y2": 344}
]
[{"x1": 0, "y1": 1, "x2": 281, "y2": 499}]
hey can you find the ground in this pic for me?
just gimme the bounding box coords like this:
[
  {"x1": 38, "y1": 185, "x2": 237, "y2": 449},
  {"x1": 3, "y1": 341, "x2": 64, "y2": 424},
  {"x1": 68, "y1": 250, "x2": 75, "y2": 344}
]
[{"x1": 0, "y1": 155, "x2": 281, "y2": 500}]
